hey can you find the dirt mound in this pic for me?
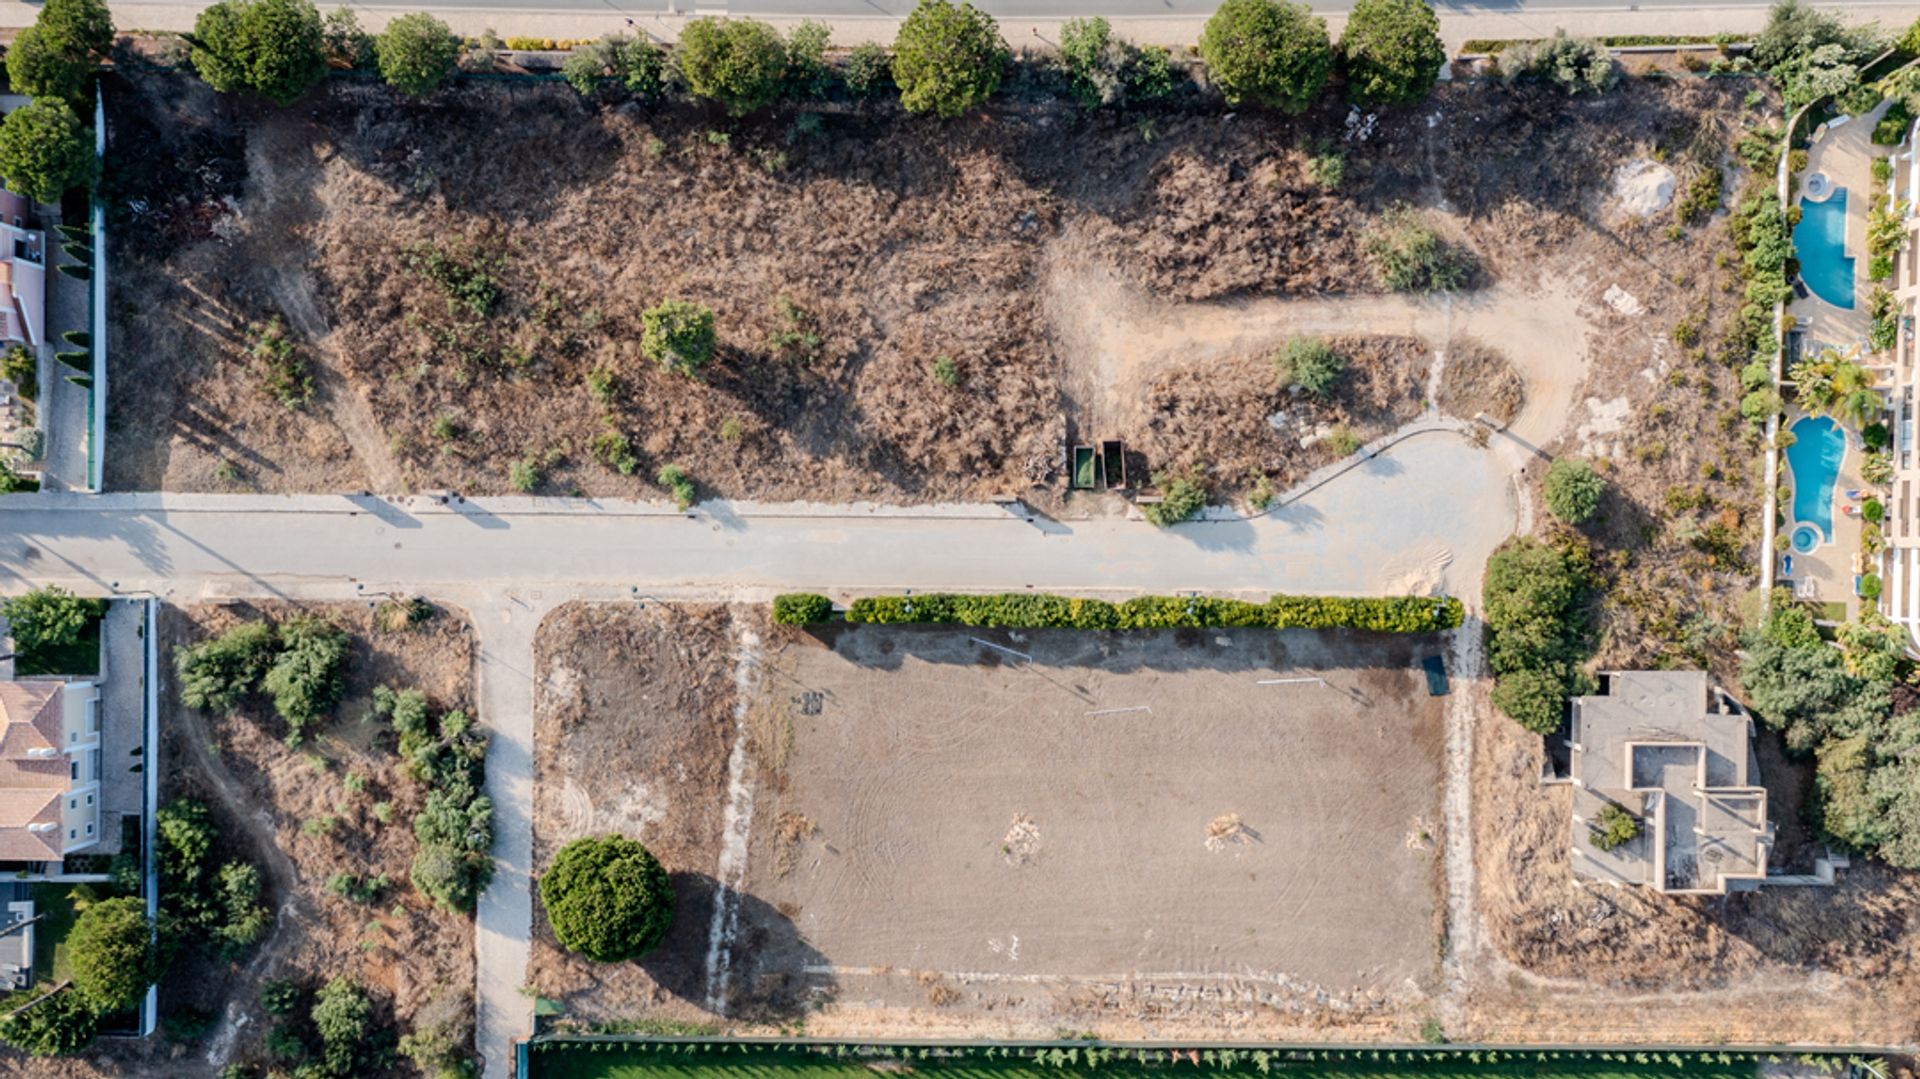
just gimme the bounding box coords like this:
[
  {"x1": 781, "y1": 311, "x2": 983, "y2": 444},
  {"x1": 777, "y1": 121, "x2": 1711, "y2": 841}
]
[
  {"x1": 1611, "y1": 157, "x2": 1678, "y2": 217},
  {"x1": 1437, "y1": 336, "x2": 1524, "y2": 426}
]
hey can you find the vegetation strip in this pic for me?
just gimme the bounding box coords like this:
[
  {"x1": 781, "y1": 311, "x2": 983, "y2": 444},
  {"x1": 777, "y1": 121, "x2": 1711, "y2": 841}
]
[{"x1": 773, "y1": 592, "x2": 1463, "y2": 633}]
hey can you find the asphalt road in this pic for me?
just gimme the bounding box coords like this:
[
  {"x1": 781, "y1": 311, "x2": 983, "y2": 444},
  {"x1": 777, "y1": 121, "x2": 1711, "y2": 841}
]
[{"x1": 94, "y1": 0, "x2": 1920, "y2": 18}]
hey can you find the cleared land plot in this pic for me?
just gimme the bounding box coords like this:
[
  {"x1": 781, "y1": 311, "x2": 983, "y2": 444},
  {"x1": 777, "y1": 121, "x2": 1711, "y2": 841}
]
[{"x1": 530, "y1": 605, "x2": 1447, "y2": 1038}]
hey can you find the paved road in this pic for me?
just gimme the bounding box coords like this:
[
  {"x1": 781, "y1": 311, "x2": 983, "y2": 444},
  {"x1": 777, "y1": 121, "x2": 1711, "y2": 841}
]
[
  {"x1": 0, "y1": 433, "x2": 1510, "y2": 602},
  {"x1": 92, "y1": 0, "x2": 1920, "y2": 15}
]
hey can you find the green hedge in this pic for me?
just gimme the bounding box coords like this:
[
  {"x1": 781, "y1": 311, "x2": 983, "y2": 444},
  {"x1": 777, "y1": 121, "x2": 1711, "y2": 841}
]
[
  {"x1": 838, "y1": 592, "x2": 1461, "y2": 633},
  {"x1": 772, "y1": 593, "x2": 833, "y2": 625}
]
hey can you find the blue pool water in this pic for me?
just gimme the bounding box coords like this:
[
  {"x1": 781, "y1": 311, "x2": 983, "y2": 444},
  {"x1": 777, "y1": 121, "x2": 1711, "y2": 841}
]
[
  {"x1": 1786, "y1": 415, "x2": 1846, "y2": 543},
  {"x1": 1791, "y1": 525, "x2": 1820, "y2": 554},
  {"x1": 1794, "y1": 190, "x2": 1856, "y2": 310}
]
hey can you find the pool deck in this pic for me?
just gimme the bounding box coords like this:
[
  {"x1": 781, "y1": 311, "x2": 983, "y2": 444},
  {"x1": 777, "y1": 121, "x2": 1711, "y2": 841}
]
[
  {"x1": 1781, "y1": 408, "x2": 1864, "y2": 620},
  {"x1": 1788, "y1": 99, "x2": 1893, "y2": 351}
]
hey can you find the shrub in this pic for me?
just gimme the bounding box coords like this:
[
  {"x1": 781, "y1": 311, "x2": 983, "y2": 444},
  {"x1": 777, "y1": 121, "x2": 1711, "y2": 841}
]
[
  {"x1": 1305, "y1": 147, "x2": 1345, "y2": 189},
  {"x1": 843, "y1": 42, "x2": 890, "y2": 96},
  {"x1": 1863, "y1": 449, "x2": 1895, "y2": 485},
  {"x1": 841, "y1": 591, "x2": 1464, "y2": 632},
  {"x1": 0, "y1": 987, "x2": 99, "y2": 1055},
  {"x1": 190, "y1": 0, "x2": 329, "y2": 105},
  {"x1": 641, "y1": 299, "x2": 716, "y2": 376},
  {"x1": 1198, "y1": 0, "x2": 1331, "y2": 112},
  {"x1": 891, "y1": 0, "x2": 1008, "y2": 117},
  {"x1": 321, "y1": 6, "x2": 373, "y2": 67},
  {"x1": 375, "y1": 688, "x2": 494, "y2": 912},
  {"x1": 509, "y1": 454, "x2": 542, "y2": 492},
  {"x1": 1501, "y1": 29, "x2": 1615, "y2": 94},
  {"x1": 675, "y1": 17, "x2": 787, "y2": 115},
  {"x1": 590, "y1": 429, "x2": 639, "y2": 475},
  {"x1": 786, "y1": 20, "x2": 832, "y2": 97},
  {"x1": 0, "y1": 586, "x2": 103, "y2": 662},
  {"x1": 1144, "y1": 469, "x2": 1209, "y2": 527},
  {"x1": 1741, "y1": 386, "x2": 1782, "y2": 424},
  {"x1": 1590, "y1": 803, "x2": 1640, "y2": 851},
  {"x1": 311, "y1": 978, "x2": 374, "y2": 1076},
  {"x1": 540, "y1": 835, "x2": 675, "y2": 962},
  {"x1": 1753, "y1": 0, "x2": 1881, "y2": 108},
  {"x1": 773, "y1": 593, "x2": 834, "y2": 624},
  {"x1": 174, "y1": 620, "x2": 277, "y2": 713},
  {"x1": 69, "y1": 897, "x2": 155, "y2": 1013},
  {"x1": 0, "y1": 98, "x2": 94, "y2": 204},
  {"x1": 211, "y1": 860, "x2": 272, "y2": 955},
  {"x1": 1275, "y1": 337, "x2": 1346, "y2": 397},
  {"x1": 930, "y1": 355, "x2": 959, "y2": 386},
  {"x1": 262, "y1": 617, "x2": 350, "y2": 744},
  {"x1": 1543, "y1": 458, "x2": 1605, "y2": 523},
  {"x1": 1363, "y1": 205, "x2": 1475, "y2": 292},
  {"x1": 249, "y1": 316, "x2": 311, "y2": 409},
  {"x1": 1490, "y1": 667, "x2": 1571, "y2": 734},
  {"x1": 1864, "y1": 421, "x2": 1890, "y2": 449},
  {"x1": 657, "y1": 463, "x2": 696, "y2": 510},
  {"x1": 1861, "y1": 572, "x2": 1883, "y2": 599},
  {"x1": 2, "y1": 344, "x2": 37, "y2": 401},
  {"x1": 561, "y1": 36, "x2": 665, "y2": 97},
  {"x1": 375, "y1": 12, "x2": 459, "y2": 95},
  {"x1": 1338, "y1": 0, "x2": 1444, "y2": 105},
  {"x1": 1058, "y1": 17, "x2": 1169, "y2": 107}
]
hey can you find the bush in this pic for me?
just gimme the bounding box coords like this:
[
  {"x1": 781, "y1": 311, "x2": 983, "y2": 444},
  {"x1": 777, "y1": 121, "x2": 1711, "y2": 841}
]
[
  {"x1": 1338, "y1": 0, "x2": 1444, "y2": 105},
  {"x1": 561, "y1": 36, "x2": 664, "y2": 97},
  {"x1": 1741, "y1": 386, "x2": 1783, "y2": 424},
  {"x1": 1491, "y1": 667, "x2": 1572, "y2": 734},
  {"x1": 1275, "y1": 337, "x2": 1346, "y2": 397},
  {"x1": 657, "y1": 463, "x2": 696, "y2": 510},
  {"x1": 262, "y1": 617, "x2": 349, "y2": 744},
  {"x1": 0, "y1": 98, "x2": 94, "y2": 204},
  {"x1": 786, "y1": 20, "x2": 832, "y2": 97},
  {"x1": 1543, "y1": 458, "x2": 1605, "y2": 523},
  {"x1": 1861, "y1": 572, "x2": 1883, "y2": 599},
  {"x1": 891, "y1": 0, "x2": 1008, "y2": 117},
  {"x1": 772, "y1": 593, "x2": 833, "y2": 624},
  {"x1": 540, "y1": 835, "x2": 675, "y2": 962},
  {"x1": 844, "y1": 42, "x2": 890, "y2": 96},
  {"x1": 211, "y1": 860, "x2": 272, "y2": 955},
  {"x1": 1198, "y1": 0, "x2": 1331, "y2": 112},
  {"x1": 641, "y1": 299, "x2": 716, "y2": 376},
  {"x1": 311, "y1": 978, "x2": 374, "y2": 1076},
  {"x1": 174, "y1": 620, "x2": 277, "y2": 713},
  {"x1": 190, "y1": 0, "x2": 329, "y2": 105},
  {"x1": 841, "y1": 591, "x2": 1464, "y2": 633},
  {"x1": 1501, "y1": 29, "x2": 1615, "y2": 94},
  {"x1": 1144, "y1": 469, "x2": 1209, "y2": 527},
  {"x1": 374, "y1": 12, "x2": 459, "y2": 95},
  {"x1": 2, "y1": 344, "x2": 37, "y2": 402},
  {"x1": 1362, "y1": 205, "x2": 1475, "y2": 292},
  {"x1": 68, "y1": 897, "x2": 155, "y2": 1013},
  {"x1": 1590, "y1": 803, "x2": 1640, "y2": 851},
  {"x1": 321, "y1": 6, "x2": 373, "y2": 67},
  {"x1": 1060, "y1": 16, "x2": 1122, "y2": 106},
  {"x1": 0, "y1": 988, "x2": 99, "y2": 1056},
  {"x1": 675, "y1": 17, "x2": 787, "y2": 115},
  {"x1": 0, "y1": 586, "x2": 103, "y2": 662}
]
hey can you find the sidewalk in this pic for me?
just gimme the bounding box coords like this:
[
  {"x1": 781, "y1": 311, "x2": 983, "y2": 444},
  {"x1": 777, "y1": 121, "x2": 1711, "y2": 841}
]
[
  {"x1": 39, "y1": 210, "x2": 91, "y2": 492},
  {"x1": 16, "y1": 2, "x2": 1920, "y2": 52}
]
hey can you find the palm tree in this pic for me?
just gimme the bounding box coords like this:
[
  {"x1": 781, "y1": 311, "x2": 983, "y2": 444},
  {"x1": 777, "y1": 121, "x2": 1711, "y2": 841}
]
[{"x1": 1791, "y1": 345, "x2": 1882, "y2": 429}]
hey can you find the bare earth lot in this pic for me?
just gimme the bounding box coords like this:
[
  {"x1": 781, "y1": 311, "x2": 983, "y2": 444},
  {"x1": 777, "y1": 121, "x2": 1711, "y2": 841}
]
[
  {"x1": 106, "y1": 68, "x2": 1752, "y2": 514},
  {"x1": 531, "y1": 604, "x2": 1446, "y2": 1040}
]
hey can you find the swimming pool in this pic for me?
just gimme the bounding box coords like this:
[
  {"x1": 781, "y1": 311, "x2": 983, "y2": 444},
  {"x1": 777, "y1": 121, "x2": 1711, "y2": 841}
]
[
  {"x1": 1786, "y1": 415, "x2": 1846, "y2": 543},
  {"x1": 1795, "y1": 189, "x2": 1856, "y2": 310}
]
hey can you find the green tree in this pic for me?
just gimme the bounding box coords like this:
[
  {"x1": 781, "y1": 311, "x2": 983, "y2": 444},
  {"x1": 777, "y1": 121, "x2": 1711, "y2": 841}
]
[
  {"x1": 1590, "y1": 803, "x2": 1640, "y2": 851},
  {"x1": 1198, "y1": 0, "x2": 1331, "y2": 112},
  {"x1": 641, "y1": 299, "x2": 716, "y2": 376},
  {"x1": 539, "y1": 835, "x2": 675, "y2": 962},
  {"x1": 261, "y1": 617, "x2": 349, "y2": 743},
  {"x1": 1739, "y1": 633, "x2": 1887, "y2": 752},
  {"x1": 40, "y1": 0, "x2": 116, "y2": 60},
  {"x1": 890, "y1": 0, "x2": 1008, "y2": 117},
  {"x1": 674, "y1": 17, "x2": 788, "y2": 115},
  {"x1": 8, "y1": 0, "x2": 115, "y2": 103},
  {"x1": 1542, "y1": 458, "x2": 1604, "y2": 523},
  {"x1": 189, "y1": 0, "x2": 329, "y2": 105},
  {"x1": 1754, "y1": 0, "x2": 1881, "y2": 107},
  {"x1": 68, "y1": 897, "x2": 155, "y2": 1013},
  {"x1": 1275, "y1": 337, "x2": 1346, "y2": 398},
  {"x1": 0, "y1": 98, "x2": 93, "y2": 204},
  {"x1": 0, "y1": 586, "x2": 104, "y2": 658},
  {"x1": 374, "y1": 12, "x2": 459, "y2": 96},
  {"x1": 1489, "y1": 666, "x2": 1570, "y2": 734},
  {"x1": 1338, "y1": 0, "x2": 1443, "y2": 105}
]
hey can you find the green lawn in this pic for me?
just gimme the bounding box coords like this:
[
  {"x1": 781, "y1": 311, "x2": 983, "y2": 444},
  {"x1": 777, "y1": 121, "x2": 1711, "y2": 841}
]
[
  {"x1": 527, "y1": 1044, "x2": 1781, "y2": 1079},
  {"x1": 28, "y1": 882, "x2": 89, "y2": 985}
]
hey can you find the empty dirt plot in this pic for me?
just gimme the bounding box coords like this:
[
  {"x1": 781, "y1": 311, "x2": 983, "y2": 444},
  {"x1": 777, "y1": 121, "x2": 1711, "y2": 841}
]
[
  {"x1": 741, "y1": 624, "x2": 1446, "y2": 1036},
  {"x1": 530, "y1": 606, "x2": 1447, "y2": 1039}
]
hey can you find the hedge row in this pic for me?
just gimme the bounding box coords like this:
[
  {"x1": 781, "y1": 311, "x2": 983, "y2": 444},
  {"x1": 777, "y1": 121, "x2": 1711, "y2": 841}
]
[{"x1": 772, "y1": 592, "x2": 1462, "y2": 633}]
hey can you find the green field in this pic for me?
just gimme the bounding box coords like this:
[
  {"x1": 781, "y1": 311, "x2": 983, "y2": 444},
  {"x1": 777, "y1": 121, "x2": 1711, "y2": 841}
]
[{"x1": 527, "y1": 1043, "x2": 1795, "y2": 1079}]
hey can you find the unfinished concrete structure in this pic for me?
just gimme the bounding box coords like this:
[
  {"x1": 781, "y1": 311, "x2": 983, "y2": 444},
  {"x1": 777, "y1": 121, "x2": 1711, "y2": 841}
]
[{"x1": 1568, "y1": 671, "x2": 1773, "y2": 894}]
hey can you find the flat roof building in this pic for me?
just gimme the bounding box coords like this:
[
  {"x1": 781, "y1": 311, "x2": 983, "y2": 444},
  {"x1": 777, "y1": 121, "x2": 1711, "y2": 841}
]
[{"x1": 1568, "y1": 671, "x2": 1772, "y2": 895}]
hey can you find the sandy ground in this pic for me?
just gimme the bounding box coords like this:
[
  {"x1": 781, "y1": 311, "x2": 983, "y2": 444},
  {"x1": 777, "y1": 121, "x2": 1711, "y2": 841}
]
[{"x1": 531, "y1": 607, "x2": 1449, "y2": 1041}]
